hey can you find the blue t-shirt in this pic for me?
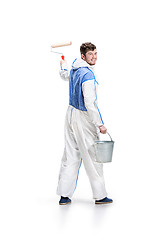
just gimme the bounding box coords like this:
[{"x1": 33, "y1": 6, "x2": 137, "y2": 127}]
[{"x1": 69, "y1": 67, "x2": 96, "y2": 111}]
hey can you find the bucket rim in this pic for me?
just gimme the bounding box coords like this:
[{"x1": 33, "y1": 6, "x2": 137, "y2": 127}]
[{"x1": 95, "y1": 140, "x2": 114, "y2": 144}]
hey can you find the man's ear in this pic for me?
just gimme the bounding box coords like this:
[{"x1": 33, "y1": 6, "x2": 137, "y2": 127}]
[{"x1": 81, "y1": 54, "x2": 85, "y2": 60}]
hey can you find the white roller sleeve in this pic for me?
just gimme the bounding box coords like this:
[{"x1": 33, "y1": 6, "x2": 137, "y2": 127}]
[{"x1": 51, "y1": 41, "x2": 72, "y2": 48}]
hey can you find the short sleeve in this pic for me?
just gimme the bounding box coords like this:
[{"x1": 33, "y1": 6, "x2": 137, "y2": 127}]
[{"x1": 81, "y1": 71, "x2": 95, "y2": 83}]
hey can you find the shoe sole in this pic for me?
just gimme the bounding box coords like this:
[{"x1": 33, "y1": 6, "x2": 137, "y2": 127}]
[
  {"x1": 59, "y1": 201, "x2": 71, "y2": 205},
  {"x1": 95, "y1": 201, "x2": 113, "y2": 204}
]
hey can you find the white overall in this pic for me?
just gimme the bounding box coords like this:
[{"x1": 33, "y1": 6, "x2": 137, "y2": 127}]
[{"x1": 56, "y1": 59, "x2": 107, "y2": 200}]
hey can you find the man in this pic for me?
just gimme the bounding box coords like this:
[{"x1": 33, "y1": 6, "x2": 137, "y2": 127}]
[{"x1": 56, "y1": 42, "x2": 113, "y2": 205}]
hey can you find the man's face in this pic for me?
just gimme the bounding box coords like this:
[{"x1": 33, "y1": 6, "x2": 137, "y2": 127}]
[{"x1": 81, "y1": 49, "x2": 97, "y2": 65}]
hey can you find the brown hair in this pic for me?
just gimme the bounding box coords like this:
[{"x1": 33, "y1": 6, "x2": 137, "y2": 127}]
[{"x1": 80, "y1": 42, "x2": 96, "y2": 56}]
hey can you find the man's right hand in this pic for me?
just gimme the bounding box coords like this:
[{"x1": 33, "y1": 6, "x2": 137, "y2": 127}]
[
  {"x1": 60, "y1": 59, "x2": 67, "y2": 65},
  {"x1": 99, "y1": 125, "x2": 107, "y2": 134}
]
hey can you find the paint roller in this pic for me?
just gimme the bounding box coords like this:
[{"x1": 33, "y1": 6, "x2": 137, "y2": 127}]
[{"x1": 51, "y1": 41, "x2": 72, "y2": 60}]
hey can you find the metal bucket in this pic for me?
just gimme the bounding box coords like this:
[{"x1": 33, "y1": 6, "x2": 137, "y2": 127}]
[{"x1": 94, "y1": 132, "x2": 114, "y2": 163}]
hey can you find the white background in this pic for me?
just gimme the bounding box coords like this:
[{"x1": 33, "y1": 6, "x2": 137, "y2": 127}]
[{"x1": 0, "y1": 0, "x2": 160, "y2": 239}]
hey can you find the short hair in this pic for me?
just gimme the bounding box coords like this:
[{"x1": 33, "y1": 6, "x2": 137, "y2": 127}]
[{"x1": 80, "y1": 42, "x2": 96, "y2": 56}]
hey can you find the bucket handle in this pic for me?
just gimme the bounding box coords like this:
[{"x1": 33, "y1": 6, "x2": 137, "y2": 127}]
[
  {"x1": 99, "y1": 132, "x2": 113, "y2": 142},
  {"x1": 107, "y1": 132, "x2": 113, "y2": 141}
]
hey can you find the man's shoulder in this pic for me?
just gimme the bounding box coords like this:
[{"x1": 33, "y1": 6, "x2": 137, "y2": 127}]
[{"x1": 78, "y1": 67, "x2": 94, "y2": 78}]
